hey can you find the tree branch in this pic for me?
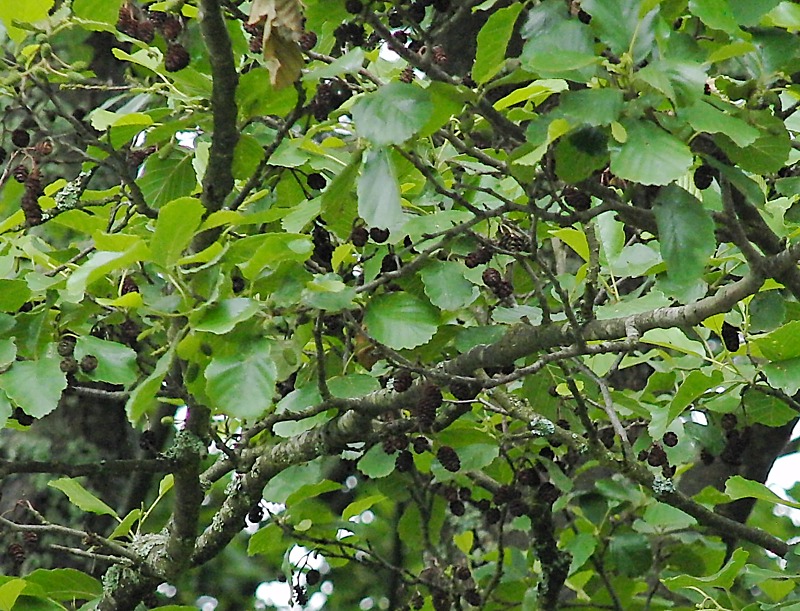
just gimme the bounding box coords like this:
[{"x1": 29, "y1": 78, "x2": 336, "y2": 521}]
[{"x1": 198, "y1": 0, "x2": 239, "y2": 214}]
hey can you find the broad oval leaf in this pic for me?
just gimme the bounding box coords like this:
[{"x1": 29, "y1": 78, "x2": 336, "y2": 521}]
[
  {"x1": 653, "y1": 185, "x2": 715, "y2": 288},
  {"x1": 48, "y1": 477, "x2": 119, "y2": 518},
  {"x1": 194, "y1": 298, "x2": 260, "y2": 334},
  {"x1": 352, "y1": 82, "x2": 433, "y2": 147},
  {"x1": 74, "y1": 336, "x2": 138, "y2": 387},
  {"x1": 151, "y1": 197, "x2": 205, "y2": 267},
  {"x1": 357, "y1": 148, "x2": 406, "y2": 233},
  {"x1": 420, "y1": 261, "x2": 478, "y2": 311},
  {"x1": 204, "y1": 339, "x2": 277, "y2": 419},
  {"x1": 610, "y1": 120, "x2": 693, "y2": 185},
  {"x1": 0, "y1": 358, "x2": 67, "y2": 418},
  {"x1": 364, "y1": 293, "x2": 439, "y2": 350}
]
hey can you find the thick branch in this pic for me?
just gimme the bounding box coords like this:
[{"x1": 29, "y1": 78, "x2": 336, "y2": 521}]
[{"x1": 198, "y1": 0, "x2": 239, "y2": 213}]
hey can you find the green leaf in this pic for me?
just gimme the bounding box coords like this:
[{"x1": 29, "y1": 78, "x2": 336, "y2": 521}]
[
  {"x1": 194, "y1": 298, "x2": 260, "y2": 334},
  {"x1": 363, "y1": 293, "x2": 439, "y2": 350},
  {"x1": 110, "y1": 509, "x2": 142, "y2": 540},
  {"x1": 689, "y1": 0, "x2": 748, "y2": 37},
  {"x1": 742, "y1": 388, "x2": 797, "y2": 426},
  {"x1": 653, "y1": 185, "x2": 715, "y2": 288},
  {"x1": 357, "y1": 444, "x2": 397, "y2": 479},
  {"x1": 754, "y1": 321, "x2": 800, "y2": 361},
  {"x1": 0, "y1": 0, "x2": 53, "y2": 42},
  {"x1": 357, "y1": 148, "x2": 406, "y2": 233},
  {"x1": 638, "y1": 502, "x2": 697, "y2": 532},
  {"x1": 150, "y1": 197, "x2": 205, "y2": 267},
  {"x1": 521, "y1": 6, "x2": 597, "y2": 78},
  {"x1": 320, "y1": 155, "x2": 361, "y2": 239},
  {"x1": 665, "y1": 548, "x2": 748, "y2": 591},
  {"x1": 73, "y1": 0, "x2": 123, "y2": 25},
  {"x1": 0, "y1": 358, "x2": 66, "y2": 418},
  {"x1": 328, "y1": 374, "x2": 380, "y2": 398},
  {"x1": 65, "y1": 243, "x2": 149, "y2": 300},
  {"x1": 762, "y1": 358, "x2": 800, "y2": 395},
  {"x1": 764, "y1": 2, "x2": 800, "y2": 29},
  {"x1": 285, "y1": 480, "x2": 341, "y2": 506},
  {"x1": 582, "y1": 0, "x2": 658, "y2": 62},
  {"x1": 420, "y1": 261, "x2": 478, "y2": 311},
  {"x1": 204, "y1": 339, "x2": 276, "y2": 419},
  {"x1": 137, "y1": 148, "x2": 197, "y2": 210},
  {"x1": 494, "y1": 79, "x2": 568, "y2": 111},
  {"x1": 232, "y1": 135, "x2": 265, "y2": 181},
  {"x1": 74, "y1": 336, "x2": 138, "y2": 387},
  {"x1": 304, "y1": 48, "x2": 366, "y2": 82},
  {"x1": 0, "y1": 279, "x2": 31, "y2": 312},
  {"x1": 301, "y1": 274, "x2": 357, "y2": 312},
  {"x1": 636, "y1": 60, "x2": 708, "y2": 107},
  {"x1": 607, "y1": 533, "x2": 651, "y2": 577},
  {"x1": 248, "y1": 523, "x2": 283, "y2": 556},
  {"x1": 48, "y1": 478, "x2": 118, "y2": 519},
  {"x1": 0, "y1": 579, "x2": 26, "y2": 611},
  {"x1": 681, "y1": 100, "x2": 760, "y2": 147},
  {"x1": 554, "y1": 128, "x2": 609, "y2": 183},
  {"x1": 610, "y1": 120, "x2": 693, "y2": 185},
  {"x1": 24, "y1": 569, "x2": 102, "y2": 602},
  {"x1": 352, "y1": 83, "x2": 433, "y2": 147},
  {"x1": 238, "y1": 234, "x2": 313, "y2": 280},
  {"x1": 125, "y1": 347, "x2": 174, "y2": 423},
  {"x1": 473, "y1": 4, "x2": 524, "y2": 84},
  {"x1": 236, "y1": 67, "x2": 298, "y2": 121},
  {"x1": 729, "y1": 0, "x2": 782, "y2": 25},
  {"x1": 668, "y1": 369, "x2": 724, "y2": 425},
  {"x1": 262, "y1": 460, "x2": 323, "y2": 504},
  {"x1": 419, "y1": 82, "x2": 468, "y2": 136},
  {"x1": 566, "y1": 532, "x2": 598, "y2": 575},
  {"x1": 0, "y1": 391, "x2": 12, "y2": 430},
  {"x1": 558, "y1": 88, "x2": 623, "y2": 126},
  {"x1": 715, "y1": 109, "x2": 791, "y2": 174},
  {"x1": 342, "y1": 494, "x2": 386, "y2": 521},
  {"x1": 436, "y1": 423, "x2": 500, "y2": 472}
]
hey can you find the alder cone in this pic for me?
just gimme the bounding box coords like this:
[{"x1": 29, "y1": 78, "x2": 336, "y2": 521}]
[
  {"x1": 465, "y1": 247, "x2": 491, "y2": 268},
  {"x1": 160, "y1": 15, "x2": 182, "y2": 40},
  {"x1": 350, "y1": 226, "x2": 368, "y2": 247},
  {"x1": 721, "y1": 321, "x2": 740, "y2": 352},
  {"x1": 449, "y1": 380, "x2": 480, "y2": 400},
  {"x1": 164, "y1": 44, "x2": 190, "y2": 72},
  {"x1": 134, "y1": 19, "x2": 155, "y2": 43},
  {"x1": 416, "y1": 384, "x2": 442, "y2": 428},
  {"x1": 299, "y1": 31, "x2": 318, "y2": 51},
  {"x1": 482, "y1": 267, "x2": 501, "y2": 287},
  {"x1": 437, "y1": 445, "x2": 460, "y2": 472},
  {"x1": 80, "y1": 354, "x2": 99, "y2": 373},
  {"x1": 464, "y1": 589, "x2": 481, "y2": 606},
  {"x1": 369, "y1": 227, "x2": 390, "y2": 243},
  {"x1": 13, "y1": 165, "x2": 29, "y2": 183},
  {"x1": 307, "y1": 172, "x2": 327, "y2": 190},
  {"x1": 492, "y1": 280, "x2": 514, "y2": 299},
  {"x1": 11, "y1": 128, "x2": 30, "y2": 148},
  {"x1": 392, "y1": 369, "x2": 413, "y2": 392},
  {"x1": 399, "y1": 66, "x2": 414, "y2": 83},
  {"x1": 411, "y1": 435, "x2": 430, "y2": 454},
  {"x1": 646, "y1": 444, "x2": 668, "y2": 467},
  {"x1": 8, "y1": 542, "x2": 25, "y2": 564},
  {"x1": 449, "y1": 500, "x2": 465, "y2": 516},
  {"x1": 395, "y1": 450, "x2": 413, "y2": 472}
]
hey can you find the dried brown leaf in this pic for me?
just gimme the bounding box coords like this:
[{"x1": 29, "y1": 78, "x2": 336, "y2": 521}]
[{"x1": 249, "y1": 0, "x2": 305, "y2": 89}]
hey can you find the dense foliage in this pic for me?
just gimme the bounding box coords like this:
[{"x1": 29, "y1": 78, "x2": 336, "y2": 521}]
[{"x1": 1, "y1": 0, "x2": 800, "y2": 609}]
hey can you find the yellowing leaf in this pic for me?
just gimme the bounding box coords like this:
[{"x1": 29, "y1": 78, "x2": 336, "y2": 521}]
[{"x1": 250, "y1": 0, "x2": 305, "y2": 89}]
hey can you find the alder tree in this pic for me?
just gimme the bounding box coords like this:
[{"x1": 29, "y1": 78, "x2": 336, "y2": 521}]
[{"x1": 1, "y1": 0, "x2": 800, "y2": 609}]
